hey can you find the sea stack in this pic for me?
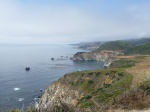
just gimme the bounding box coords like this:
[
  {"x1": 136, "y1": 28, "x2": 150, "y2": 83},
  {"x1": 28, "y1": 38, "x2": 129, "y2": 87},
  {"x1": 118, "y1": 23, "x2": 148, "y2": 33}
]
[
  {"x1": 25, "y1": 67, "x2": 30, "y2": 71},
  {"x1": 51, "y1": 58, "x2": 54, "y2": 61}
]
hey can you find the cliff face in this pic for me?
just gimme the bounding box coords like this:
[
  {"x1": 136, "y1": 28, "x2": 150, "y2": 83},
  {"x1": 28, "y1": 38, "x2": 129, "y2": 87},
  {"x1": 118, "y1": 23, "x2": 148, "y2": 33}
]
[
  {"x1": 38, "y1": 81, "x2": 80, "y2": 112},
  {"x1": 71, "y1": 51, "x2": 123, "y2": 61},
  {"x1": 38, "y1": 69, "x2": 132, "y2": 112},
  {"x1": 70, "y1": 52, "x2": 108, "y2": 61}
]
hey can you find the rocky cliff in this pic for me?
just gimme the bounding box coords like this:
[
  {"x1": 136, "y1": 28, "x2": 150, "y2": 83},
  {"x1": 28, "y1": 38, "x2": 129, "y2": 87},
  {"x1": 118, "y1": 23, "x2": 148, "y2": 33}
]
[
  {"x1": 38, "y1": 68, "x2": 133, "y2": 112},
  {"x1": 38, "y1": 79, "x2": 80, "y2": 112},
  {"x1": 70, "y1": 52, "x2": 108, "y2": 61},
  {"x1": 70, "y1": 51, "x2": 123, "y2": 62}
]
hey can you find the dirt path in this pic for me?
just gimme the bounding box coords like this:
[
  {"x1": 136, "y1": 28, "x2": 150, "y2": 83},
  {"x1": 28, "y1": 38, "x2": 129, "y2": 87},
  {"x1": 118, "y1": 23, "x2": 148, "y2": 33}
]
[{"x1": 125, "y1": 56, "x2": 150, "y2": 88}]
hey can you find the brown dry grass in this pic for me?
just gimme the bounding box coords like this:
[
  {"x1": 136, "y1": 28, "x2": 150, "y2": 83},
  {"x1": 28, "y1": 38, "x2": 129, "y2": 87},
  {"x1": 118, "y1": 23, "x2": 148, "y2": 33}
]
[
  {"x1": 112, "y1": 89, "x2": 150, "y2": 110},
  {"x1": 111, "y1": 55, "x2": 136, "y2": 59}
]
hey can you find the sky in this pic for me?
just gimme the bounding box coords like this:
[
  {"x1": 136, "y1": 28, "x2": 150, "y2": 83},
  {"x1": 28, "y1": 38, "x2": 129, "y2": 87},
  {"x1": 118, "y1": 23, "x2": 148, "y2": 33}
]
[{"x1": 0, "y1": 0, "x2": 150, "y2": 44}]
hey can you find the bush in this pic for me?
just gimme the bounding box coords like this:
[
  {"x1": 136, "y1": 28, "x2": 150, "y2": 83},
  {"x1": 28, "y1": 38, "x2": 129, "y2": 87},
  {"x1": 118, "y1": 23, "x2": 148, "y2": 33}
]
[
  {"x1": 88, "y1": 80, "x2": 94, "y2": 84},
  {"x1": 113, "y1": 89, "x2": 150, "y2": 110},
  {"x1": 80, "y1": 101, "x2": 94, "y2": 108},
  {"x1": 140, "y1": 80, "x2": 150, "y2": 95},
  {"x1": 80, "y1": 95, "x2": 92, "y2": 102}
]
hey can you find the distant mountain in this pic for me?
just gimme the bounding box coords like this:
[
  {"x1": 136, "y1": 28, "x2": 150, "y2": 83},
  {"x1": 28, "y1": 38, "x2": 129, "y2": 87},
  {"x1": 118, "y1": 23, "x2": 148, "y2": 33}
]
[
  {"x1": 96, "y1": 41, "x2": 133, "y2": 52},
  {"x1": 73, "y1": 41, "x2": 105, "y2": 50}
]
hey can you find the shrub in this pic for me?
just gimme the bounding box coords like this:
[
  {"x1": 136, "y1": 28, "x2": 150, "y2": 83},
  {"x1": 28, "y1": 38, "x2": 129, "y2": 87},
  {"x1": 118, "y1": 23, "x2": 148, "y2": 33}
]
[
  {"x1": 80, "y1": 101, "x2": 94, "y2": 108},
  {"x1": 80, "y1": 95, "x2": 92, "y2": 102},
  {"x1": 140, "y1": 80, "x2": 150, "y2": 95},
  {"x1": 113, "y1": 89, "x2": 150, "y2": 110},
  {"x1": 88, "y1": 80, "x2": 94, "y2": 84}
]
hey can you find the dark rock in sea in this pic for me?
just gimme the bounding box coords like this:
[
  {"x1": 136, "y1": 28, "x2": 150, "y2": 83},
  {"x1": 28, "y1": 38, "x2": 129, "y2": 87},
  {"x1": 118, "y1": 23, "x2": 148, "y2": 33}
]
[
  {"x1": 37, "y1": 95, "x2": 41, "y2": 98},
  {"x1": 40, "y1": 89, "x2": 44, "y2": 92},
  {"x1": 51, "y1": 58, "x2": 54, "y2": 61},
  {"x1": 25, "y1": 67, "x2": 30, "y2": 71}
]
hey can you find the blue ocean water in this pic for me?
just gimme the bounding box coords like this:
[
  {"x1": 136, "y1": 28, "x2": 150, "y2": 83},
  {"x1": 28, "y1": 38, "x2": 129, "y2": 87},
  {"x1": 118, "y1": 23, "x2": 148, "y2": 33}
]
[{"x1": 0, "y1": 44, "x2": 104, "y2": 111}]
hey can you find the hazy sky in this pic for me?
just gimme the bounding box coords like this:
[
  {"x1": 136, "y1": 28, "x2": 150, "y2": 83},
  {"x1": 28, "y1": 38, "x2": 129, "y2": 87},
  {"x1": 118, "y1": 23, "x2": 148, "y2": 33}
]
[{"x1": 0, "y1": 0, "x2": 150, "y2": 44}]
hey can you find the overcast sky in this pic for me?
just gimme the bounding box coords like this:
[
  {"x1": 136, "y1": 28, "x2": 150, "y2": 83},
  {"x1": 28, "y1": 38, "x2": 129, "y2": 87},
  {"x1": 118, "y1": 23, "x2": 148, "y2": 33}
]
[{"x1": 0, "y1": 0, "x2": 150, "y2": 44}]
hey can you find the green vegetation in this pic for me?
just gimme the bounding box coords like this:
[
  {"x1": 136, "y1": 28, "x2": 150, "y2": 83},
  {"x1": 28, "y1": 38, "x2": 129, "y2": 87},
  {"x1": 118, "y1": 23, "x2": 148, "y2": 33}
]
[
  {"x1": 110, "y1": 59, "x2": 136, "y2": 68},
  {"x1": 114, "y1": 80, "x2": 150, "y2": 110},
  {"x1": 96, "y1": 41, "x2": 133, "y2": 52},
  {"x1": 140, "y1": 80, "x2": 150, "y2": 95},
  {"x1": 80, "y1": 101, "x2": 94, "y2": 108},
  {"x1": 61, "y1": 69, "x2": 133, "y2": 109},
  {"x1": 94, "y1": 40, "x2": 150, "y2": 55},
  {"x1": 125, "y1": 43, "x2": 150, "y2": 55},
  {"x1": 92, "y1": 71, "x2": 132, "y2": 104}
]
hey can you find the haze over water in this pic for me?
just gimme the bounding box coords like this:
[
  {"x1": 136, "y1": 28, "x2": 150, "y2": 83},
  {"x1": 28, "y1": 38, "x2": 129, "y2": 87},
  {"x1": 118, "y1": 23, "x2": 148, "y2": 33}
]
[{"x1": 0, "y1": 44, "x2": 104, "y2": 111}]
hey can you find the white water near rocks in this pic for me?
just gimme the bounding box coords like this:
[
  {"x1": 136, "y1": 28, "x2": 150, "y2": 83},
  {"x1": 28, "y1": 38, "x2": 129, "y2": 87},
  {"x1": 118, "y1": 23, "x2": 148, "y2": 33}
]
[{"x1": 0, "y1": 44, "x2": 104, "y2": 111}]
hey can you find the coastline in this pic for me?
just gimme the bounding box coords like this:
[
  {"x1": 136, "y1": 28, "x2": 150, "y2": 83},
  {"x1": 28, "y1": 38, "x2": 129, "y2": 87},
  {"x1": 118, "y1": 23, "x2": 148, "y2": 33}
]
[{"x1": 36, "y1": 55, "x2": 150, "y2": 112}]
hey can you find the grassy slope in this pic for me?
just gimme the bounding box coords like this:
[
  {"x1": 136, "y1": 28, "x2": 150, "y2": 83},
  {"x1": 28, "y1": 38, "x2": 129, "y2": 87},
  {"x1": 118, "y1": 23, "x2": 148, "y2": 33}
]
[
  {"x1": 110, "y1": 59, "x2": 136, "y2": 68},
  {"x1": 59, "y1": 68, "x2": 133, "y2": 110},
  {"x1": 111, "y1": 56, "x2": 150, "y2": 110}
]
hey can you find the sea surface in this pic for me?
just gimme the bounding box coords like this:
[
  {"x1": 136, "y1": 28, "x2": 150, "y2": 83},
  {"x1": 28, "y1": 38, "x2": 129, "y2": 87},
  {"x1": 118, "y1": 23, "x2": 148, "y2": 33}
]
[{"x1": 0, "y1": 44, "x2": 104, "y2": 111}]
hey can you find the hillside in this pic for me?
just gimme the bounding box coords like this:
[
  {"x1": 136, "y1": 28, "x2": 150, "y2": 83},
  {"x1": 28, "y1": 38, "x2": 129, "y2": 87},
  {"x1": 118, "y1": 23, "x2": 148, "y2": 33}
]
[
  {"x1": 38, "y1": 68, "x2": 133, "y2": 112},
  {"x1": 125, "y1": 43, "x2": 150, "y2": 55},
  {"x1": 95, "y1": 41, "x2": 133, "y2": 52},
  {"x1": 38, "y1": 56, "x2": 150, "y2": 112},
  {"x1": 95, "y1": 40, "x2": 150, "y2": 55}
]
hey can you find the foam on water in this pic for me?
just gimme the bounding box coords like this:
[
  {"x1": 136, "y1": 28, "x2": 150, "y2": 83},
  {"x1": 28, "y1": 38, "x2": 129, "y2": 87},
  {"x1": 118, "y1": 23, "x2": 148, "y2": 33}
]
[
  {"x1": 17, "y1": 98, "x2": 25, "y2": 102},
  {"x1": 13, "y1": 88, "x2": 20, "y2": 91}
]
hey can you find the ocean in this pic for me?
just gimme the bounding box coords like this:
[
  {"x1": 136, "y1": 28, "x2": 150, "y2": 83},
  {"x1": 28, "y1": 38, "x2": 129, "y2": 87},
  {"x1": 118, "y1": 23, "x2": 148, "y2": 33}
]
[{"x1": 0, "y1": 44, "x2": 104, "y2": 111}]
